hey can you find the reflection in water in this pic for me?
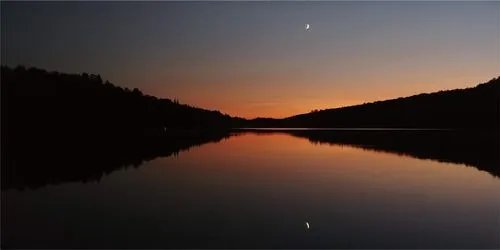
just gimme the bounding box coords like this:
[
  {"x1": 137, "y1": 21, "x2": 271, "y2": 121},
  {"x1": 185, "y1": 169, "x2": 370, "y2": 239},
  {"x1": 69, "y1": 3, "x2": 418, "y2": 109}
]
[
  {"x1": 2, "y1": 130, "x2": 499, "y2": 248},
  {"x1": 250, "y1": 129, "x2": 500, "y2": 177},
  {"x1": 2, "y1": 130, "x2": 236, "y2": 190},
  {"x1": 3, "y1": 129, "x2": 499, "y2": 191}
]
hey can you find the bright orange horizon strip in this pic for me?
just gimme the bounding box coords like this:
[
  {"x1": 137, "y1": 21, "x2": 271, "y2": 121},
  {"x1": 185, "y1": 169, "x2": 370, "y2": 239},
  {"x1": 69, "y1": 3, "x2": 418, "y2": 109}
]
[{"x1": 150, "y1": 73, "x2": 499, "y2": 119}]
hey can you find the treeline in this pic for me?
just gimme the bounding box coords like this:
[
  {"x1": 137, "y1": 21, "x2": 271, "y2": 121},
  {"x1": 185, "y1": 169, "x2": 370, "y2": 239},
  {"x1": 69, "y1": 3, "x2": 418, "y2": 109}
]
[
  {"x1": 250, "y1": 77, "x2": 500, "y2": 129},
  {"x1": 1, "y1": 66, "x2": 246, "y2": 141},
  {"x1": 3, "y1": 66, "x2": 498, "y2": 133}
]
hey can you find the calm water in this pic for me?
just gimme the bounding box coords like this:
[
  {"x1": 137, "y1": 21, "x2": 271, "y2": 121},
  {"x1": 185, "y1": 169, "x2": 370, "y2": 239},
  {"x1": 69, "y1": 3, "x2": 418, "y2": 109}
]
[{"x1": 2, "y1": 132, "x2": 500, "y2": 248}]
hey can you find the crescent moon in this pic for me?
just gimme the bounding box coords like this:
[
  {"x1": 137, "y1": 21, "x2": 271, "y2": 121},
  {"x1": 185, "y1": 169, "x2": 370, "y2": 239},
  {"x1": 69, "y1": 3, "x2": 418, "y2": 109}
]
[{"x1": 305, "y1": 24, "x2": 310, "y2": 30}]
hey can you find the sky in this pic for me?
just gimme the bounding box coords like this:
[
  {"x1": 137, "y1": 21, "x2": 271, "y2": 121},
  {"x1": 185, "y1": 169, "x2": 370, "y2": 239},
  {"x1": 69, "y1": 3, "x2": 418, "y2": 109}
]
[{"x1": 2, "y1": 1, "x2": 499, "y2": 119}]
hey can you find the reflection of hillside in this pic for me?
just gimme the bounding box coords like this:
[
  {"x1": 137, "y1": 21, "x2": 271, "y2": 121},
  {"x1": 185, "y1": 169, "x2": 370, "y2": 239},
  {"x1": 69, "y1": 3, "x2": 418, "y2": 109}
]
[
  {"x1": 240, "y1": 129, "x2": 500, "y2": 177},
  {"x1": 2, "y1": 131, "x2": 235, "y2": 191},
  {"x1": 4, "y1": 129, "x2": 498, "y2": 191}
]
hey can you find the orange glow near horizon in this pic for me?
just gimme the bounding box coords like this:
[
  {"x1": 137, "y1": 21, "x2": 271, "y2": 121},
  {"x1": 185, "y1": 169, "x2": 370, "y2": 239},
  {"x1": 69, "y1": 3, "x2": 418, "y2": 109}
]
[{"x1": 148, "y1": 71, "x2": 499, "y2": 119}]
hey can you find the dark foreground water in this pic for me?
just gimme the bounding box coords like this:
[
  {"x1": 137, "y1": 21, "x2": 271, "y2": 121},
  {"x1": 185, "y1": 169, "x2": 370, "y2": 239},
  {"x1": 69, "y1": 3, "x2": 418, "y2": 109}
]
[{"x1": 2, "y1": 131, "x2": 500, "y2": 248}]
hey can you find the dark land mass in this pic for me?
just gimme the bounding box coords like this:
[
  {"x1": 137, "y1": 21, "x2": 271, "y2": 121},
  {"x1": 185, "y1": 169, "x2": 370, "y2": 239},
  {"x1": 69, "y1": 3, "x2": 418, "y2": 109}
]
[
  {"x1": 1, "y1": 66, "x2": 246, "y2": 137},
  {"x1": 1, "y1": 65, "x2": 499, "y2": 190},
  {"x1": 3, "y1": 66, "x2": 499, "y2": 132},
  {"x1": 248, "y1": 77, "x2": 500, "y2": 129}
]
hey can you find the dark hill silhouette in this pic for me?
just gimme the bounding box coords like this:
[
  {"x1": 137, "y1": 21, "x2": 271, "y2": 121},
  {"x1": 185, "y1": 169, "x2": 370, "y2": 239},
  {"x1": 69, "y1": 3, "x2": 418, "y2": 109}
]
[
  {"x1": 3, "y1": 65, "x2": 498, "y2": 131},
  {"x1": 1, "y1": 65, "x2": 246, "y2": 142},
  {"x1": 247, "y1": 77, "x2": 500, "y2": 129}
]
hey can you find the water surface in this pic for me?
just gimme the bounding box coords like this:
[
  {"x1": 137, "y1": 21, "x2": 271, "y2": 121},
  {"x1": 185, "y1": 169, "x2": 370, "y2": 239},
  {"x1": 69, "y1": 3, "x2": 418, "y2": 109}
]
[{"x1": 2, "y1": 131, "x2": 499, "y2": 248}]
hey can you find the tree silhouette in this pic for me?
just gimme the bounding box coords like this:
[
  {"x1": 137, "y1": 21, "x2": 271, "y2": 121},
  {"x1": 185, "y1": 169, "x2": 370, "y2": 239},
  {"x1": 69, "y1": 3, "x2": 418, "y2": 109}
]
[
  {"x1": 248, "y1": 77, "x2": 500, "y2": 129},
  {"x1": 1, "y1": 65, "x2": 246, "y2": 141}
]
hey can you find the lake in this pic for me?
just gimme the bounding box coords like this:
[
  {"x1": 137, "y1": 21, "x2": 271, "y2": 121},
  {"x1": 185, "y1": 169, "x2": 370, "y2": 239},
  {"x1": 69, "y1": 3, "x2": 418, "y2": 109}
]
[{"x1": 2, "y1": 130, "x2": 499, "y2": 248}]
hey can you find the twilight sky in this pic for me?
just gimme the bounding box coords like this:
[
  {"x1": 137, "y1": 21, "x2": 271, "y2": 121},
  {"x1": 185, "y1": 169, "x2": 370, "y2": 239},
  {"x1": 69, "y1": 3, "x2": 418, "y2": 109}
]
[{"x1": 2, "y1": 1, "x2": 499, "y2": 118}]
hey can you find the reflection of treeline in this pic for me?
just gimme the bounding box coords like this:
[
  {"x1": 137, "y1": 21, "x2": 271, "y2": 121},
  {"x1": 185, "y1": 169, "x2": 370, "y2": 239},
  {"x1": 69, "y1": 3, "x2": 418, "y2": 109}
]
[
  {"x1": 249, "y1": 77, "x2": 500, "y2": 129},
  {"x1": 2, "y1": 130, "x2": 235, "y2": 191},
  {"x1": 5, "y1": 128, "x2": 497, "y2": 190},
  {"x1": 242, "y1": 129, "x2": 500, "y2": 177}
]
